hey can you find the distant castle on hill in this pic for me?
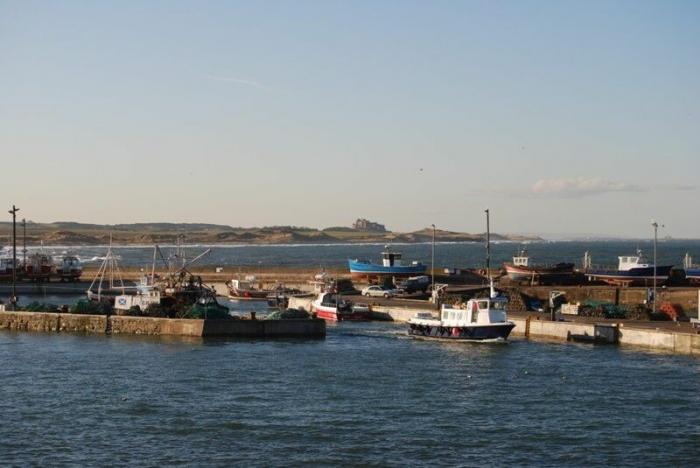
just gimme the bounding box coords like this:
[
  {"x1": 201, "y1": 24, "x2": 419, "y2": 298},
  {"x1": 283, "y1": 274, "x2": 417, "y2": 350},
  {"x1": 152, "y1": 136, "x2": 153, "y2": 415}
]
[{"x1": 352, "y1": 218, "x2": 387, "y2": 232}]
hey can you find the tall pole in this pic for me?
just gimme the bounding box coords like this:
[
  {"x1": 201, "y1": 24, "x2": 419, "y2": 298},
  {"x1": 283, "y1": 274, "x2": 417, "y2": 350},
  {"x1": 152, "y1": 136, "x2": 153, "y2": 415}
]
[
  {"x1": 22, "y1": 218, "x2": 26, "y2": 265},
  {"x1": 431, "y1": 224, "x2": 435, "y2": 293},
  {"x1": 652, "y1": 220, "x2": 658, "y2": 314},
  {"x1": 8, "y1": 205, "x2": 19, "y2": 310},
  {"x1": 485, "y1": 209, "x2": 491, "y2": 279}
]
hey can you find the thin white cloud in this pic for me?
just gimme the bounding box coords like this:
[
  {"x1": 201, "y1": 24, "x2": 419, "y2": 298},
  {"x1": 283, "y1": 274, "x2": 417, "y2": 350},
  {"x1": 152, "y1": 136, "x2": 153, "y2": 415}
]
[
  {"x1": 206, "y1": 74, "x2": 266, "y2": 89},
  {"x1": 467, "y1": 177, "x2": 697, "y2": 198},
  {"x1": 531, "y1": 177, "x2": 644, "y2": 197}
]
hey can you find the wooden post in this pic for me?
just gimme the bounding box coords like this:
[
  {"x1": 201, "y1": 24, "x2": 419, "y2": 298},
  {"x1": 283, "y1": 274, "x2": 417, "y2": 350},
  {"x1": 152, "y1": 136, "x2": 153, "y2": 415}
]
[{"x1": 525, "y1": 315, "x2": 531, "y2": 338}]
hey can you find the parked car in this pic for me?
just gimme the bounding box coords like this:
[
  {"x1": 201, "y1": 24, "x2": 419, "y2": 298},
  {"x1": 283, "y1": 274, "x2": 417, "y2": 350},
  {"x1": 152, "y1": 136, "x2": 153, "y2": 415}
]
[
  {"x1": 396, "y1": 275, "x2": 431, "y2": 294},
  {"x1": 361, "y1": 285, "x2": 397, "y2": 298}
]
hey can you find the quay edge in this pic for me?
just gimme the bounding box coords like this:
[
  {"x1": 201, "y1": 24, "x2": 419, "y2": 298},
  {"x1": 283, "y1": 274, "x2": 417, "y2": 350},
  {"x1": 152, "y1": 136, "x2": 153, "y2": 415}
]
[{"x1": 0, "y1": 311, "x2": 325, "y2": 339}]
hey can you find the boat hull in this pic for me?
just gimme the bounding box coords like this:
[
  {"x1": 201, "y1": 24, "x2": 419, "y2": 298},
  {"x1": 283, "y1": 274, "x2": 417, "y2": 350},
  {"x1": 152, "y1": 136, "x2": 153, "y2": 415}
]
[
  {"x1": 586, "y1": 265, "x2": 673, "y2": 286},
  {"x1": 504, "y1": 263, "x2": 575, "y2": 281},
  {"x1": 686, "y1": 269, "x2": 700, "y2": 284},
  {"x1": 348, "y1": 259, "x2": 426, "y2": 280},
  {"x1": 56, "y1": 270, "x2": 83, "y2": 281},
  {"x1": 408, "y1": 322, "x2": 515, "y2": 341},
  {"x1": 227, "y1": 287, "x2": 270, "y2": 300},
  {"x1": 312, "y1": 303, "x2": 370, "y2": 322}
]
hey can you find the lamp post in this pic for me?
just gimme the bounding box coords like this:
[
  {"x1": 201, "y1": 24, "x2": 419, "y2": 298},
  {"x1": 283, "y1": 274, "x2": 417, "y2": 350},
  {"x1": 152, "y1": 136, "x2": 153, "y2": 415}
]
[
  {"x1": 652, "y1": 220, "x2": 660, "y2": 314},
  {"x1": 8, "y1": 205, "x2": 19, "y2": 310},
  {"x1": 22, "y1": 218, "x2": 26, "y2": 265},
  {"x1": 431, "y1": 224, "x2": 435, "y2": 294}
]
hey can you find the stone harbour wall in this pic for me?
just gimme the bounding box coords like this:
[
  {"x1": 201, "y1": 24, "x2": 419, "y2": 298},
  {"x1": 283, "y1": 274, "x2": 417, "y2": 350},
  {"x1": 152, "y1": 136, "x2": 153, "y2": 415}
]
[{"x1": 0, "y1": 311, "x2": 324, "y2": 339}]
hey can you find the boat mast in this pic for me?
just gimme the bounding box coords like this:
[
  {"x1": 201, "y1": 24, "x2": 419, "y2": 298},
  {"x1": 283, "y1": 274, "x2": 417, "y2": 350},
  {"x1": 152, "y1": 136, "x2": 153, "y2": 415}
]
[
  {"x1": 485, "y1": 208, "x2": 491, "y2": 280},
  {"x1": 486, "y1": 208, "x2": 496, "y2": 298}
]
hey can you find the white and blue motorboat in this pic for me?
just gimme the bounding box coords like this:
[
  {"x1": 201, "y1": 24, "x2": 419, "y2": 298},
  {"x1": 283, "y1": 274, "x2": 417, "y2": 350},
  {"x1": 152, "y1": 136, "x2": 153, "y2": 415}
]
[
  {"x1": 683, "y1": 253, "x2": 700, "y2": 284},
  {"x1": 348, "y1": 246, "x2": 426, "y2": 281},
  {"x1": 586, "y1": 250, "x2": 673, "y2": 286},
  {"x1": 408, "y1": 286, "x2": 515, "y2": 342}
]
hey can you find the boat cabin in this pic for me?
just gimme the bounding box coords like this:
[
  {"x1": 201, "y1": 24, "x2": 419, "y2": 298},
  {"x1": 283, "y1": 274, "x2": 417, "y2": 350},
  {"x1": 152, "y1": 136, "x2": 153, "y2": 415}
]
[
  {"x1": 512, "y1": 249, "x2": 530, "y2": 267},
  {"x1": 618, "y1": 250, "x2": 651, "y2": 271},
  {"x1": 230, "y1": 277, "x2": 261, "y2": 291},
  {"x1": 441, "y1": 297, "x2": 508, "y2": 326},
  {"x1": 114, "y1": 275, "x2": 161, "y2": 311},
  {"x1": 0, "y1": 257, "x2": 17, "y2": 273},
  {"x1": 317, "y1": 292, "x2": 352, "y2": 311},
  {"x1": 382, "y1": 250, "x2": 403, "y2": 267},
  {"x1": 59, "y1": 256, "x2": 82, "y2": 272}
]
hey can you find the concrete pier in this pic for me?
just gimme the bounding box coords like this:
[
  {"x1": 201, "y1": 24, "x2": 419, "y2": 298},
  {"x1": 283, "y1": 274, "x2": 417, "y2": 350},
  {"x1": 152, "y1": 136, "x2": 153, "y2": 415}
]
[
  {"x1": 0, "y1": 311, "x2": 325, "y2": 338},
  {"x1": 507, "y1": 315, "x2": 700, "y2": 355},
  {"x1": 317, "y1": 298, "x2": 700, "y2": 356}
]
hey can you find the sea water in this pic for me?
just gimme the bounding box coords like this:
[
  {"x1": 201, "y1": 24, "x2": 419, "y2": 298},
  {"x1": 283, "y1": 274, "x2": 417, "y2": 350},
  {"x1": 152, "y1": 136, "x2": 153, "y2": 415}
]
[{"x1": 0, "y1": 322, "x2": 698, "y2": 466}]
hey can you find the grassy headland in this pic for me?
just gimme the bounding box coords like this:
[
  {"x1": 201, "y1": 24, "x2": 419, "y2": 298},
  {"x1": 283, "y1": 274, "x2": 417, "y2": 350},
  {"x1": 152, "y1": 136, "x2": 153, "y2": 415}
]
[{"x1": 0, "y1": 222, "x2": 540, "y2": 246}]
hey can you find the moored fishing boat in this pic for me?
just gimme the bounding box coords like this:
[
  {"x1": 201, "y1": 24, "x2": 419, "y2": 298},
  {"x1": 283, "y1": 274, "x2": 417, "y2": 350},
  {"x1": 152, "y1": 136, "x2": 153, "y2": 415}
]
[
  {"x1": 686, "y1": 268, "x2": 700, "y2": 284},
  {"x1": 311, "y1": 292, "x2": 370, "y2": 321},
  {"x1": 682, "y1": 253, "x2": 700, "y2": 284},
  {"x1": 0, "y1": 257, "x2": 18, "y2": 281},
  {"x1": 503, "y1": 249, "x2": 574, "y2": 283},
  {"x1": 586, "y1": 250, "x2": 672, "y2": 286},
  {"x1": 348, "y1": 246, "x2": 426, "y2": 281},
  {"x1": 407, "y1": 288, "x2": 515, "y2": 341},
  {"x1": 86, "y1": 242, "x2": 131, "y2": 303},
  {"x1": 227, "y1": 276, "x2": 269, "y2": 300},
  {"x1": 55, "y1": 255, "x2": 83, "y2": 281},
  {"x1": 22, "y1": 252, "x2": 53, "y2": 281}
]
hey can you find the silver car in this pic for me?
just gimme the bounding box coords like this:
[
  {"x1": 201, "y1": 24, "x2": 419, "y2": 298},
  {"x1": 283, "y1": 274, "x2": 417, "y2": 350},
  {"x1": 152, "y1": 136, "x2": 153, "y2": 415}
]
[{"x1": 361, "y1": 285, "x2": 396, "y2": 298}]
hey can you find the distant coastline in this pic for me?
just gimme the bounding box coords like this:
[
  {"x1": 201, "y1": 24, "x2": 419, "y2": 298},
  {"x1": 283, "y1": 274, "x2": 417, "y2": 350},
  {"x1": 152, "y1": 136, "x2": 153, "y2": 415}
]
[{"x1": 0, "y1": 221, "x2": 541, "y2": 246}]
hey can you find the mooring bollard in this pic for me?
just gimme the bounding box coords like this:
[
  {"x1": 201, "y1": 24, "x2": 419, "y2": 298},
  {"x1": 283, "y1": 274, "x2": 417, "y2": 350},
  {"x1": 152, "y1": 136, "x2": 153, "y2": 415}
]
[
  {"x1": 525, "y1": 316, "x2": 531, "y2": 338},
  {"x1": 250, "y1": 311, "x2": 256, "y2": 320}
]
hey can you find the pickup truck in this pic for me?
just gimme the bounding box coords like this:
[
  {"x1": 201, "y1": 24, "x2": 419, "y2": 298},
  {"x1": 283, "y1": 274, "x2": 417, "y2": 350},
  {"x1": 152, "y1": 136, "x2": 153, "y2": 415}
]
[{"x1": 396, "y1": 275, "x2": 431, "y2": 294}]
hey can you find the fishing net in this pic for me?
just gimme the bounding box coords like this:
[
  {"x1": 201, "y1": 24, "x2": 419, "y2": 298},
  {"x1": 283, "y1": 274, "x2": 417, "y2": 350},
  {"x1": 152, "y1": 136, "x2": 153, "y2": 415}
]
[
  {"x1": 266, "y1": 308, "x2": 310, "y2": 320},
  {"x1": 184, "y1": 302, "x2": 231, "y2": 319}
]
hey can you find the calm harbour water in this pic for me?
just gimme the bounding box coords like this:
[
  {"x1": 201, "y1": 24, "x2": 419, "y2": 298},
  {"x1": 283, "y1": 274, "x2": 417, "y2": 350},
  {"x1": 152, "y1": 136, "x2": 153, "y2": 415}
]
[
  {"x1": 3, "y1": 241, "x2": 700, "y2": 466},
  {"x1": 1, "y1": 320, "x2": 699, "y2": 466}
]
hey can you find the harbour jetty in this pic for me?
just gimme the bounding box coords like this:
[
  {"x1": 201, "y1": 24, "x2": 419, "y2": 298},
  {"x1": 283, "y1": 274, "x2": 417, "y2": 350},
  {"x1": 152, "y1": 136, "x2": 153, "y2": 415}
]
[
  {"x1": 287, "y1": 289, "x2": 700, "y2": 355},
  {"x1": 0, "y1": 310, "x2": 326, "y2": 339}
]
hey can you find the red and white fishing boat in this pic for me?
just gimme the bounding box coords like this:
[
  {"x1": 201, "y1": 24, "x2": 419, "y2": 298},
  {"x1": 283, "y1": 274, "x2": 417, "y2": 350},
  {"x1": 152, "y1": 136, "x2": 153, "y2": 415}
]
[
  {"x1": 227, "y1": 276, "x2": 270, "y2": 300},
  {"x1": 311, "y1": 292, "x2": 370, "y2": 322},
  {"x1": 22, "y1": 252, "x2": 53, "y2": 281},
  {"x1": 503, "y1": 249, "x2": 574, "y2": 283}
]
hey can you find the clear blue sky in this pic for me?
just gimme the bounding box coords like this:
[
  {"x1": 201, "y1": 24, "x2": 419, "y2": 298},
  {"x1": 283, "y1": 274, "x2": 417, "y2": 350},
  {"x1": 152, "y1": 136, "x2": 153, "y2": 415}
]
[{"x1": 2, "y1": 1, "x2": 699, "y2": 237}]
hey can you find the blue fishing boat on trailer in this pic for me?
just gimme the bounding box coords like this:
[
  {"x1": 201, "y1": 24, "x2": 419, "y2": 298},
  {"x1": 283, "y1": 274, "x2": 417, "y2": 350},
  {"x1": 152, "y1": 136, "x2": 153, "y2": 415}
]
[
  {"x1": 683, "y1": 253, "x2": 700, "y2": 284},
  {"x1": 686, "y1": 269, "x2": 700, "y2": 283},
  {"x1": 348, "y1": 246, "x2": 426, "y2": 281},
  {"x1": 586, "y1": 249, "x2": 673, "y2": 286}
]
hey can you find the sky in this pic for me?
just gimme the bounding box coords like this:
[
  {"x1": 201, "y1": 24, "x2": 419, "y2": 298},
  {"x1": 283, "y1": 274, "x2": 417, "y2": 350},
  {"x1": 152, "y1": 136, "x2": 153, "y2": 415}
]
[{"x1": 1, "y1": 0, "x2": 699, "y2": 237}]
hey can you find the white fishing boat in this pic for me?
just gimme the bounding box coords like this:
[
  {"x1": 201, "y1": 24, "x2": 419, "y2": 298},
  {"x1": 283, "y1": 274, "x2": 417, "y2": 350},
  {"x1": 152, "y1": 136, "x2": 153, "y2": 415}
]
[
  {"x1": 408, "y1": 285, "x2": 515, "y2": 342},
  {"x1": 408, "y1": 209, "x2": 514, "y2": 342}
]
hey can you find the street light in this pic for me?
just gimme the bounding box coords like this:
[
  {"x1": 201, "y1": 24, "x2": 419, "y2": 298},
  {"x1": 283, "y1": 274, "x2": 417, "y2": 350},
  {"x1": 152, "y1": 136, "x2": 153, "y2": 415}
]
[
  {"x1": 8, "y1": 205, "x2": 19, "y2": 310},
  {"x1": 431, "y1": 224, "x2": 435, "y2": 294},
  {"x1": 651, "y1": 220, "x2": 664, "y2": 314}
]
